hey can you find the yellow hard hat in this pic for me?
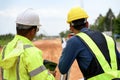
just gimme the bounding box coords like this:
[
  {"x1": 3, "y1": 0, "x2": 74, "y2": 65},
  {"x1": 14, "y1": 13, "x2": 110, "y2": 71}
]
[{"x1": 67, "y1": 6, "x2": 89, "y2": 23}]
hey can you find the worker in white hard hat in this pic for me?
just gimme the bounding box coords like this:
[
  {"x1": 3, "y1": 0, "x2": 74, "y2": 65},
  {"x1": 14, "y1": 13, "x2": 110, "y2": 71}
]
[
  {"x1": 0, "y1": 8, "x2": 55, "y2": 80},
  {"x1": 58, "y1": 6, "x2": 120, "y2": 80}
]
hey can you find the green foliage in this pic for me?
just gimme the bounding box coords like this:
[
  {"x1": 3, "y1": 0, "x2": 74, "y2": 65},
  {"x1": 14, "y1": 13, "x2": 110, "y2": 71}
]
[
  {"x1": 35, "y1": 34, "x2": 46, "y2": 39},
  {"x1": 90, "y1": 8, "x2": 120, "y2": 35},
  {"x1": 116, "y1": 39, "x2": 120, "y2": 42},
  {"x1": 59, "y1": 30, "x2": 70, "y2": 38},
  {"x1": 113, "y1": 13, "x2": 120, "y2": 34},
  {"x1": 97, "y1": 16, "x2": 105, "y2": 31},
  {"x1": 104, "y1": 8, "x2": 115, "y2": 31},
  {"x1": 90, "y1": 24, "x2": 96, "y2": 30},
  {"x1": 0, "y1": 33, "x2": 14, "y2": 47}
]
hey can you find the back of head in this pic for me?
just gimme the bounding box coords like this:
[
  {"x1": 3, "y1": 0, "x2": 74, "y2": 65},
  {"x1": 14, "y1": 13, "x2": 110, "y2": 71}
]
[
  {"x1": 16, "y1": 8, "x2": 40, "y2": 36},
  {"x1": 67, "y1": 6, "x2": 89, "y2": 30}
]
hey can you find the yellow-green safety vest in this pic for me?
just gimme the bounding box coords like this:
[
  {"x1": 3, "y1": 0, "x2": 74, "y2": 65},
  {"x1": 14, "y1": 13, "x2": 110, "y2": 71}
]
[
  {"x1": 77, "y1": 32, "x2": 120, "y2": 80},
  {"x1": 0, "y1": 35, "x2": 55, "y2": 80}
]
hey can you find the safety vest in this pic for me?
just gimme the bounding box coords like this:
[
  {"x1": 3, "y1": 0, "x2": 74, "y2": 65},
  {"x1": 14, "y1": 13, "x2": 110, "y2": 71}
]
[
  {"x1": 0, "y1": 35, "x2": 55, "y2": 80},
  {"x1": 77, "y1": 32, "x2": 120, "y2": 80}
]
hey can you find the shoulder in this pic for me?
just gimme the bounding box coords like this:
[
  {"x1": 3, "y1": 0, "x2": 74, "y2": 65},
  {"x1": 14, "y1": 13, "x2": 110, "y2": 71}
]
[
  {"x1": 21, "y1": 46, "x2": 42, "y2": 59},
  {"x1": 67, "y1": 36, "x2": 83, "y2": 45},
  {"x1": 66, "y1": 36, "x2": 86, "y2": 49},
  {"x1": 21, "y1": 46, "x2": 43, "y2": 65}
]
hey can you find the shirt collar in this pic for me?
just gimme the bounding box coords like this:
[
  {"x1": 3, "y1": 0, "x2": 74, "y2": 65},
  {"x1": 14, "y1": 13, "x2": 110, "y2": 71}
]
[{"x1": 80, "y1": 27, "x2": 89, "y2": 32}]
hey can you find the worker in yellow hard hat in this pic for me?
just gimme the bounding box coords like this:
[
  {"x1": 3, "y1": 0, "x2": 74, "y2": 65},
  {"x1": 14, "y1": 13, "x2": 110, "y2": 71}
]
[
  {"x1": 58, "y1": 6, "x2": 120, "y2": 80},
  {"x1": 0, "y1": 8, "x2": 55, "y2": 80}
]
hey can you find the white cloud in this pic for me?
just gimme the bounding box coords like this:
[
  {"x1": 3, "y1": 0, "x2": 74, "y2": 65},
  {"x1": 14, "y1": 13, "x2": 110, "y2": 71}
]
[
  {"x1": 0, "y1": 9, "x2": 18, "y2": 17},
  {"x1": 36, "y1": 8, "x2": 67, "y2": 19},
  {"x1": 0, "y1": 7, "x2": 67, "y2": 19},
  {"x1": 0, "y1": 0, "x2": 120, "y2": 35},
  {"x1": 0, "y1": 7, "x2": 68, "y2": 35}
]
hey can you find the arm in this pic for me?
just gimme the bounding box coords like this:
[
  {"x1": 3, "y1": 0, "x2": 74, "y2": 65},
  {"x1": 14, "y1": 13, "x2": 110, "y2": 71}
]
[
  {"x1": 24, "y1": 47, "x2": 55, "y2": 80},
  {"x1": 58, "y1": 37, "x2": 81, "y2": 74}
]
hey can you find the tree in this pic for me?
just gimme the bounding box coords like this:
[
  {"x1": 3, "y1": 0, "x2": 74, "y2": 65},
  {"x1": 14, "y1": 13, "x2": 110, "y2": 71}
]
[
  {"x1": 113, "y1": 13, "x2": 120, "y2": 34},
  {"x1": 96, "y1": 15, "x2": 105, "y2": 31},
  {"x1": 92, "y1": 14, "x2": 105, "y2": 31},
  {"x1": 91, "y1": 8, "x2": 115, "y2": 33},
  {"x1": 90, "y1": 24, "x2": 96, "y2": 30},
  {"x1": 0, "y1": 33, "x2": 14, "y2": 47},
  {"x1": 59, "y1": 30, "x2": 70, "y2": 38},
  {"x1": 104, "y1": 8, "x2": 115, "y2": 31},
  {"x1": 59, "y1": 31, "x2": 65, "y2": 38}
]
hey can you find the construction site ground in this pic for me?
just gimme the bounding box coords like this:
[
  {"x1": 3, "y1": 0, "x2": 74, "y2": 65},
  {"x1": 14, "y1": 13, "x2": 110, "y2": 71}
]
[{"x1": 0, "y1": 38, "x2": 120, "y2": 80}]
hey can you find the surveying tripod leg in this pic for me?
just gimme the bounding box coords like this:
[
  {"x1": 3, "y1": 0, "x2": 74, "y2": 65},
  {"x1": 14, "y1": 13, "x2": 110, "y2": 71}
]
[{"x1": 60, "y1": 69, "x2": 70, "y2": 80}]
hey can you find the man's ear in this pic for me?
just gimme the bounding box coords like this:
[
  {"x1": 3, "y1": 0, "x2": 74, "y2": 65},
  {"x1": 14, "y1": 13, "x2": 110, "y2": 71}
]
[
  {"x1": 70, "y1": 26, "x2": 74, "y2": 32},
  {"x1": 29, "y1": 28, "x2": 36, "y2": 36}
]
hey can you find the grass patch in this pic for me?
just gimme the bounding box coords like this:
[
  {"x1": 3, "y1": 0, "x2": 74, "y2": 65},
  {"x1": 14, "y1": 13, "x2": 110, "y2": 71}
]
[
  {"x1": 0, "y1": 39, "x2": 13, "y2": 47},
  {"x1": 0, "y1": 34, "x2": 14, "y2": 47},
  {"x1": 116, "y1": 39, "x2": 120, "y2": 42}
]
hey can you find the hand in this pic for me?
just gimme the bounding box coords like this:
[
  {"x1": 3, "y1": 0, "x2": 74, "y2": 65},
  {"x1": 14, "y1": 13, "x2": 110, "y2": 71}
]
[{"x1": 49, "y1": 70, "x2": 57, "y2": 77}]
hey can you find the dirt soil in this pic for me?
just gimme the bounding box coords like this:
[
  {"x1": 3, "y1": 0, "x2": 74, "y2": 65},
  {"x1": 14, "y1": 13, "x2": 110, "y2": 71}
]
[
  {"x1": 33, "y1": 39, "x2": 83, "y2": 80},
  {"x1": 0, "y1": 39, "x2": 83, "y2": 80}
]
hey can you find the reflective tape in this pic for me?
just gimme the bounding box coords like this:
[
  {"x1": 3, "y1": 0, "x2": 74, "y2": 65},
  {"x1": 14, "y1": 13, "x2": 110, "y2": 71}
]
[
  {"x1": 77, "y1": 32, "x2": 117, "y2": 72},
  {"x1": 1, "y1": 44, "x2": 33, "y2": 80},
  {"x1": 1, "y1": 46, "x2": 6, "y2": 80},
  {"x1": 23, "y1": 45, "x2": 33, "y2": 49},
  {"x1": 29, "y1": 65, "x2": 46, "y2": 77},
  {"x1": 2, "y1": 46, "x2": 6, "y2": 59},
  {"x1": 16, "y1": 56, "x2": 20, "y2": 80}
]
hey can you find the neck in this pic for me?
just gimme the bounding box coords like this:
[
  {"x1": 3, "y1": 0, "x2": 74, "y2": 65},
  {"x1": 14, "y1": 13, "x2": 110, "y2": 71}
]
[{"x1": 73, "y1": 29, "x2": 80, "y2": 34}]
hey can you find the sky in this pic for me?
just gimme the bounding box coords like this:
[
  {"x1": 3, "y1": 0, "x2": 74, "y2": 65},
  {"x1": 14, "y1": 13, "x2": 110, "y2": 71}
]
[{"x1": 0, "y1": 0, "x2": 120, "y2": 36}]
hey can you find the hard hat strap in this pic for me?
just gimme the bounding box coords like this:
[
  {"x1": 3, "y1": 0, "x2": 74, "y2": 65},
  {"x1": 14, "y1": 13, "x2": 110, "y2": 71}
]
[
  {"x1": 16, "y1": 24, "x2": 38, "y2": 30},
  {"x1": 16, "y1": 24, "x2": 33, "y2": 29}
]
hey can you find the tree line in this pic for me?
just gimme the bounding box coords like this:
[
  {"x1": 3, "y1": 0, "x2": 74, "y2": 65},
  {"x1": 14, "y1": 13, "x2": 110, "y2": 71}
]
[
  {"x1": 90, "y1": 8, "x2": 120, "y2": 34},
  {"x1": 0, "y1": 33, "x2": 14, "y2": 47},
  {"x1": 59, "y1": 8, "x2": 120, "y2": 38},
  {"x1": 0, "y1": 8, "x2": 120, "y2": 46},
  {"x1": 0, "y1": 33, "x2": 46, "y2": 47}
]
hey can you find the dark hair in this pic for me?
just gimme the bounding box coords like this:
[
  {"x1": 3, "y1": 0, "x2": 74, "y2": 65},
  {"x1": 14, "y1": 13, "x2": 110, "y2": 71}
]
[
  {"x1": 16, "y1": 24, "x2": 37, "y2": 36},
  {"x1": 71, "y1": 18, "x2": 87, "y2": 30}
]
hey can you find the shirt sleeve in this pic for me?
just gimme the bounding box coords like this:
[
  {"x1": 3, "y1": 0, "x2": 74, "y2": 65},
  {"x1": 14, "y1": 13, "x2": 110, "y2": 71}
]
[
  {"x1": 23, "y1": 47, "x2": 55, "y2": 80},
  {"x1": 58, "y1": 37, "x2": 83, "y2": 74}
]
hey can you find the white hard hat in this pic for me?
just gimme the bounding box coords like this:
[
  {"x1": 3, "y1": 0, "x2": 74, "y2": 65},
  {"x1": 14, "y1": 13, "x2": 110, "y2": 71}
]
[{"x1": 16, "y1": 8, "x2": 41, "y2": 28}]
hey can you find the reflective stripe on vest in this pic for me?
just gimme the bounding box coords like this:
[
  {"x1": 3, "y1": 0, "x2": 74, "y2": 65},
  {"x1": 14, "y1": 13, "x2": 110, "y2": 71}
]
[
  {"x1": 16, "y1": 56, "x2": 20, "y2": 80},
  {"x1": 16, "y1": 45, "x2": 47, "y2": 79},
  {"x1": 77, "y1": 32, "x2": 120, "y2": 79},
  {"x1": 16, "y1": 44, "x2": 33, "y2": 80},
  {"x1": 1, "y1": 46, "x2": 6, "y2": 80},
  {"x1": 1, "y1": 44, "x2": 47, "y2": 80},
  {"x1": 1, "y1": 45, "x2": 33, "y2": 80},
  {"x1": 103, "y1": 33, "x2": 117, "y2": 70},
  {"x1": 29, "y1": 65, "x2": 46, "y2": 77}
]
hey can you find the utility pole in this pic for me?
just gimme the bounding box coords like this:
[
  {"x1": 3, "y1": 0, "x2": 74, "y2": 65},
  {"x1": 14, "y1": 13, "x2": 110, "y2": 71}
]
[{"x1": 80, "y1": 0, "x2": 84, "y2": 8}]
